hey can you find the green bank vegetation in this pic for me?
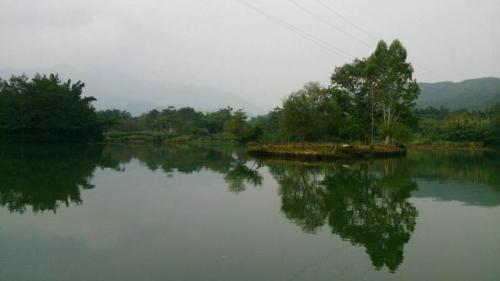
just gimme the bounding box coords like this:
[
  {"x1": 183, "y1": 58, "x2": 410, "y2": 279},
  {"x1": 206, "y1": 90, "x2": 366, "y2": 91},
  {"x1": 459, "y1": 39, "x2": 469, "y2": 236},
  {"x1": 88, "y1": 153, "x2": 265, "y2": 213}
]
[
  {"x1": 413, "y1": 105, "x2": 500, "y2": 147},
  {"x1": 0, "y1": 74, "x2": 102, "y2": 142},
  {"x1": 0, "y1": 39, "x2": 499, "y2": 149},
  {"x1": 97, "y1": 107, "x2": 261, "y2": 145}
]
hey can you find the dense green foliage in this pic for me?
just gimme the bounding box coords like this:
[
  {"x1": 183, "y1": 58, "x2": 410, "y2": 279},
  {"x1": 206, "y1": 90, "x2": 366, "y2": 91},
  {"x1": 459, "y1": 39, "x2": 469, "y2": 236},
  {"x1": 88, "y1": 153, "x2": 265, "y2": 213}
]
[
  {"x1": 249, "y1": 107, "x2": 282, "y2": 141},
  {"x1": 280, "y1": 82, "x2": 341, "y2": 142},
  {"x1": 98, "y1": 106, "x2": 261, "y2": 144},
  {"x1": 256, "y1": 40, "x2": 420, "y2": 145},
  {"x1": 96, "y1": 40, "x2": 422, "y2": 145},
  {"x1": 414, "y1": 105, "x2": 500, "y2": 146},
  {"x1": 2, "y1": 41, "x2": 499, "y2": 147},
  {"x1": 0, "y1": 74, "x2": 102, "y2": 142},
  {"x1": 251, "y1": 40, "x2": 500, "y2": 147},
  {"x1": 418, "y1": 77, "x2": 500, "y2": 110}
]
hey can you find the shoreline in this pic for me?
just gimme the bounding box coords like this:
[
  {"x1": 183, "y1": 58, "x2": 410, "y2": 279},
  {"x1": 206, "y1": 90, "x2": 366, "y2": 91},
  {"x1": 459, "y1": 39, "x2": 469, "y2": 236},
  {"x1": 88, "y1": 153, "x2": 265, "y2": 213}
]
[
  {"x1": 406, "y1": 143, "x2": 491, "y2": 151},
  {"x1": 247, "y1": 143, "x2": 407, "y2": 160}
]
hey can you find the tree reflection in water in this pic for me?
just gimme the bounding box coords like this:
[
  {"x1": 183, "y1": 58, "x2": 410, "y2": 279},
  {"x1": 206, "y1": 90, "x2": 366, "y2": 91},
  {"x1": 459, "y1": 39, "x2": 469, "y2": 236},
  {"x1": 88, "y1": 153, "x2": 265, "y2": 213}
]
[
  {"x1": 101, "y1": 145, "x2": 263, "y2": 192},
  {"x1": 267, "y1": 159, "x2": 418, "y2": 272},
  {"x1": 0, "y1": 145, "x2": 122, "y2": 213},
  {"x1": 2, "y1": 145, "x2": 498, "y2": 272},
  {"x1": 224, "y1": 159, "x2": 262, "y2": 193},
  {"x1": 0, "y1": 145, "x2": 263, "y2": 213}
]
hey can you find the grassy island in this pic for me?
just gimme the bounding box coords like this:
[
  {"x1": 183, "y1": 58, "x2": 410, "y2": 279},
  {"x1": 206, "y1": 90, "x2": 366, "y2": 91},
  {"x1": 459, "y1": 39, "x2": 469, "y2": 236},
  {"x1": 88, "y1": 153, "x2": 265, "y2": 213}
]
[{"x1": 247, "y1": 143, "x2": 406, "y2": 160}]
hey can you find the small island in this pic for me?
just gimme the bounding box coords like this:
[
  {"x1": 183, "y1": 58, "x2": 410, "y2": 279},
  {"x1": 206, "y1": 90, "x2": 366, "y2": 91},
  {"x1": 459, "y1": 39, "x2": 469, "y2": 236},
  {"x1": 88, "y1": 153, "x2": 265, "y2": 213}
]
[{"x1": 247, "y1": 143, "x2": 406, "y2": 160}]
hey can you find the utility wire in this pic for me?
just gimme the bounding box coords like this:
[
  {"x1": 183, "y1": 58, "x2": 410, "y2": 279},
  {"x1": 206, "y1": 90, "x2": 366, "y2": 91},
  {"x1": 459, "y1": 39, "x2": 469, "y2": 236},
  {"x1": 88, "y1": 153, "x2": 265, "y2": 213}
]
[
  {"x1": 316, "y1": 0, "x2": 378, "y2": 41},
  {"x1": 315, "y1": 0, "x2": 443, "y2": 80},
  {"x1": 239, "y1": 0, "x2": 442, "y2": 80},
  {"x1": 288, "y1": 0, "x2": 372, "y2": 48},
  {"x1": 237, "y1": 0, "x2": 352, "y2": 58}
]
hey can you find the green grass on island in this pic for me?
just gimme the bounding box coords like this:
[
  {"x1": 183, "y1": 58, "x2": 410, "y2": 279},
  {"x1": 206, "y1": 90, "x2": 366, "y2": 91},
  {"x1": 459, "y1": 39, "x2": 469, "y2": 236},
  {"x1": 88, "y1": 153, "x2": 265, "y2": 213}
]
[{"x1": 247, "y1": 143, "x2": 407, "y2": 160}]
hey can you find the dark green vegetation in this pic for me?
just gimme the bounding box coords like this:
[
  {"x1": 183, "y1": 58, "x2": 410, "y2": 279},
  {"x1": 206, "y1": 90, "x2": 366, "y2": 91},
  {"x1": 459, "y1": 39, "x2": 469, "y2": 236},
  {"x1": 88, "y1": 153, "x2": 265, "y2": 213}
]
[
  {"x1": 272, "y1": 39, "x2": 419, "y2": 145},
  {"x1": 251, "y1": 41, "x2": 500, "y2": 149},
  {"x1": 413, "y1": 104, "x2": 500, "y2": 147},
  {"x1": 418, "y1": 77, "x2": 500, "y2": 110},
  {"x1": 0, "y1": 74, "x2": 102, "y2": 142},
  {"x1": 1, "y1": 41, "x2": 499, "y2": 148},
  {"x1": 0, "y1": 144, "x2": 259, "y2": 213},
  {"x1": 0, "y1": 145, "x2": 120, "y2": 213},
  {"x1": 1, "y1": 145, "x2": 499, "y2": 280},
  {"x1": 97, "y1": 107, "x2": 261, "y2": 145}
]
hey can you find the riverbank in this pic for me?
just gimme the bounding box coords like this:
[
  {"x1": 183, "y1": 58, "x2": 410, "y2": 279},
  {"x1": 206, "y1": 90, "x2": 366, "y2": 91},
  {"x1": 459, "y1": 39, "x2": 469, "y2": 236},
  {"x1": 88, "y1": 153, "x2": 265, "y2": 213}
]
[
  {"x1": 407, "y1": 142, "x2": 491, "y2": 151},
  {"x1": 103, "y1": 131, "x2": 240, "y2": 147},
  {"x1": 247, "y1": 143, "x2": 407, "y2": 160}
]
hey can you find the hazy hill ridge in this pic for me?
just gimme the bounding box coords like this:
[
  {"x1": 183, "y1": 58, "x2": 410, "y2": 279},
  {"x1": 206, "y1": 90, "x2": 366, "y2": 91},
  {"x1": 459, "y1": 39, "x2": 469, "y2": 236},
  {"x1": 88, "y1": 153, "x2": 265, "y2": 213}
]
[{"x1": 418, "y1": 77, "x2": 500, "y2": 110}]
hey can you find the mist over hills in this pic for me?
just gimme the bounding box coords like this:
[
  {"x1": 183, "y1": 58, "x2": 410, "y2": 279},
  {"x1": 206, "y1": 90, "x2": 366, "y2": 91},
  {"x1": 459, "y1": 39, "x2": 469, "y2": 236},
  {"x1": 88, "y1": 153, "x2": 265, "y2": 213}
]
[
  {"x1": 2, "y1": 67, "x2": 499, "y2": 114},
  {"x1": 418, "y1": 77, "x2": 500, "y2": 110},
  {"x1": 0, "y1": 67, "x2": 265, "y2": 116}
]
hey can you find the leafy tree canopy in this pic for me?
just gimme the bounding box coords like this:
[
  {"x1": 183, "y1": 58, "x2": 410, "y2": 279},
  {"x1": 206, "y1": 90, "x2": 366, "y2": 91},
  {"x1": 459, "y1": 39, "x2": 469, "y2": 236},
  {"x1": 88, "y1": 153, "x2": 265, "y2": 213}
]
[{"x1": 0, "y1": 74, "x2": 102, "y2": 142}]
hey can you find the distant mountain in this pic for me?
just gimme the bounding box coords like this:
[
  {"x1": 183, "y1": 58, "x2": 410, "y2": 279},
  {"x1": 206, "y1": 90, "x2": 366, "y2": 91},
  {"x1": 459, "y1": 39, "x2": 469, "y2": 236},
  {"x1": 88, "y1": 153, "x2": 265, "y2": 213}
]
[
  {"x1": 418, "y1": 77, "x2": 500, "y2": 110},
  {"x1": 0, "y1": 67, "x2": 265, "y2": 116}
]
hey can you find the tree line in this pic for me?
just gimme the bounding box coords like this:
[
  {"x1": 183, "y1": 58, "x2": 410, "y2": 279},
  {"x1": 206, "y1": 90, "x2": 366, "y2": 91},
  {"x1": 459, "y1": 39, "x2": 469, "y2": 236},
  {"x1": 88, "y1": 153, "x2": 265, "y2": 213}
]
[
  {"x1": 101, "y1": 39, "x2": 421, "y2": 145},
  {"x1": 254, "y1": 40, "x2": 500, "y2": 146},
  {"x1": 97, "y1": 106, "x2": 261, "y2": 144},
  {"x1": 0, "y1": 74, "x2": 102, "y2": 142},
  {"x1": 414, "y1": 105, "x2": 500, "y2": 146},
  {"x1": 0, "y1": 39, "x2": 499, "y2": 146}
]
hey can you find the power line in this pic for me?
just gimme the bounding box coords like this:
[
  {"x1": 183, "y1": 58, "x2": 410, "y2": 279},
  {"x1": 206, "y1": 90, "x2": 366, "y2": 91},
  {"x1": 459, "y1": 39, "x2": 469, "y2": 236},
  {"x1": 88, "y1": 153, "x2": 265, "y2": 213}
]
[
  {"x1": 315, "y1": 0, "x2": 444, "y2": 80},
  {"x1": 412, "y1": 62, "x2": 444, "y2": 80},
  {"x1": 288, "y1": 0, "x2": 372, "y2": 48},
  {"x1": 239, "y1": 0, "x2": 443, "y2": 81},
  {"x1": 237, "y1": 0, "x2": 352, "y2": 58},
  {"x1": 316, "y1": 0, "x2": 378, "y2": 42}
]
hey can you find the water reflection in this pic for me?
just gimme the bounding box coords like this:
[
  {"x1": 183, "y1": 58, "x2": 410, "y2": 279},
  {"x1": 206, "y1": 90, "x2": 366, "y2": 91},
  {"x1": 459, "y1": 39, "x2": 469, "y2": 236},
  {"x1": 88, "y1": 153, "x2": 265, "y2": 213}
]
[
  {"x1": 0, "y1": 145, "x2": 262, "y2": 213},
  {"x1": 101, "y1": 145, "x2": 263, "y2": 192},
  {"x1": 0, "y1": 145, "x2": 121, "y2": 213},
  {"x1": 266, "y1": 159, "x2": 418, "y2": 272},
  {"x1": 407, "y1": 150, "x2": 500, "y2": 187},
  {"x1": 1, "y1": 144, "x2": 499, "y2": 275},
  {"x1": 224, "y1": 159, "x2": 263, "y2": 193}
]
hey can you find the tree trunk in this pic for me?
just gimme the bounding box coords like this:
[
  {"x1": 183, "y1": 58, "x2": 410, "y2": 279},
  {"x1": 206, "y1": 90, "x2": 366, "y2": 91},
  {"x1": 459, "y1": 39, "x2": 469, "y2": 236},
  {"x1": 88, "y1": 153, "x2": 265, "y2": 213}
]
[
  {"x1": 384, "y1": 135, "x2": 390, "y2": 145},
  {"x1": 371, "y1": 89, "x2": 374, "y2": 145}
]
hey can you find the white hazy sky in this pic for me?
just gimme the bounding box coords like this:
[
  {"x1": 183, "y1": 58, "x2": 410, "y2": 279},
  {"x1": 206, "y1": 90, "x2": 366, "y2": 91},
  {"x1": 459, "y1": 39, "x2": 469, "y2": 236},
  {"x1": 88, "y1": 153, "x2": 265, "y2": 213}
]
[{"x1": 1, "y1": 0, "x2": 499, "y2": 112}]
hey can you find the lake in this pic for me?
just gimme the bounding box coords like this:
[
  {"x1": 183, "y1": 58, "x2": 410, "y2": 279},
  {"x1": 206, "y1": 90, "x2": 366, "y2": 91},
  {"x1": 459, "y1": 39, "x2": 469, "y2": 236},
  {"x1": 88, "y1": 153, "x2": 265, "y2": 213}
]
[{"x1": 0, "y1": 145, "x2": 499, "y2": 281}]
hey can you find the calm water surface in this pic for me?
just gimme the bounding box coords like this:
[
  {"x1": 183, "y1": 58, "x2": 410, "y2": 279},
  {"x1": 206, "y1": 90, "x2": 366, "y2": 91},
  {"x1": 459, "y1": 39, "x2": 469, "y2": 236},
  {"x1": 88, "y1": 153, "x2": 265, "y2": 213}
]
[{"x1": 0, "y1": 145, "x2": 499, "y2": 281}]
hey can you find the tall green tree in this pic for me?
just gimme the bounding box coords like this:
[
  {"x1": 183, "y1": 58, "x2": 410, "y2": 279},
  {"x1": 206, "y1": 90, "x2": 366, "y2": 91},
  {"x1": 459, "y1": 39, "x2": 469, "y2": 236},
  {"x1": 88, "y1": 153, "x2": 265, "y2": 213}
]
[
  {"x1": 206, "y1": 107, "x2": 233, "y2": 134},
  {"x1": 331, "y1": 39, "x2": 419, "y2": 144},
  {"x1": 250, "y1": 107, "x2": 282, "y2": 141},
  {"x1": 224, "y1": 109, "x2": 260, "y2": 143},
  {"x1": 370, "y1": 40, "x2": 420, "y2": 144},
  {"x1": 97, "y1": 109, "x2": 134, "y2": 132},
  {"x1": 331, "y1": 59, "x2": 371, "y2": 142},
  {"x1": 281, "y1": 82, "x2": 341, "y2": 142},
  {"x1": 0, "y1": 74, "x2": 102, "y2": 142}
]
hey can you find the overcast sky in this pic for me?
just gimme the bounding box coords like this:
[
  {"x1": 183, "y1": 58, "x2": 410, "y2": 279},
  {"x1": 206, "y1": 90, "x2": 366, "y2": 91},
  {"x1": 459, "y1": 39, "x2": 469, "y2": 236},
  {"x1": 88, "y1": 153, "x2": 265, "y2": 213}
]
[{"x1": 0, "y1": 0, "x2": 499, "y2": 112}]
